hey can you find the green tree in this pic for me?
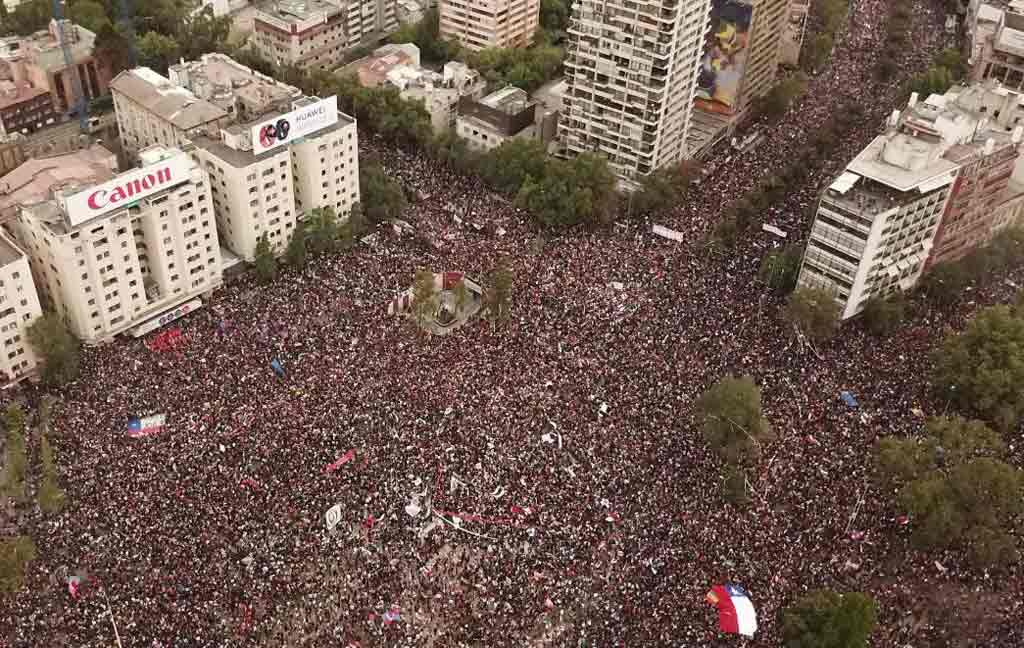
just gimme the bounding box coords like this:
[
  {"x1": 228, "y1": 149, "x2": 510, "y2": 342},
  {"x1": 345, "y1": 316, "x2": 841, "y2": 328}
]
[
  {"x1": 306, "y1": 207, "x2": 339, "y2": 255},
  {"x1": 67, "y1": 0, "x2": 111, "y2": 33},
  {"x1": 920, "y1": 260, "x2": 970, "y2": 306},
  {"x1": 804, "y1": 33, "x2": 834, "y2": 70},
  {"x1": 284, "y1": 223, "x2": 308, "y2": 269},
  {"x1": 876, "y1": 416, "x2": 1023, "y2": 567},
  {"x1": 931, "y1": 305, "x2": 1024, "y2": 430},
  {"x1": 860, "y1": 292, "x2": 906, "y2": 335},
  {"x1": 479, "y1": 138, "x2": 549, "y2": 195},
  {"x1": 93, "y1": 23, "x2": 133, "y2": 75},
  {"x1": 38, "y1": 434, "x2": 65, "y2": 514},
  {"x1": 253, "y1": 233, "x2": 277, "y2": 284},
  {"x1": 0, "y1": 536, "x2": 37, "y2": 594},
  {"x1": 389, "y1": 7, "x2": 461, "y2": 62},
  {"x1": 539, "y1": 0, "x2": 570, "y2": 41},
  {"x1": 781, "y1": 590, "x2": 878, "y2": 648},
  {"x1": 784, "y1": 286, "x2": 842, "y2": 343},
  {"x1": 758, "y1": 245, "x2": 802, "y2": 294},
  {"x1": 27, "y1": 313, "x2": 80, "y2": 386},
  {"x1": 695, "y1": 375, "x2": 775, "y2": 465},
  {"x1": 136, "y1": 31, "x2": 180, "y2": 74},
  {"x1": 487, "y1": 257, "x2": 514, "y2": 321},
  {"x1": 758, "y1": 74, "x2": 807, "y2": 122},
  {"x1": 430, "y1": 129, "x2": 479, "y2": 172},
  {"x1": 629, "y1": 161, "x2": 700, "y2": 216},
  {"x1": 412, "y1": 268, "x2": 438, "y2": 326},
  {"x1": 177, "y1": 6, "x2": 232, "y2": 62},
  {"x1": 360, "y1": 159, "x2": 408, "y2": 224},
  {"x1": 3, "y1": 0, "x2": 50, "y2": 36},
  {"x1": 516, "y1": 154, "x2": 616, "y2": 228},
  {"x1": 1, "y1": 404, "x2": 27, "y2": 502}
]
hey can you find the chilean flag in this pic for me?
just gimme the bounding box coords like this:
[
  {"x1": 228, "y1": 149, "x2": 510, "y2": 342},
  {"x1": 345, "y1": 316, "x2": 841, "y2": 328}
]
[
  {"x1": 706, "y1": 584, "x2": 758, "y2": 637},
  {"x1": 127, "y1": 413, "x2": 166, "y2": 438}
]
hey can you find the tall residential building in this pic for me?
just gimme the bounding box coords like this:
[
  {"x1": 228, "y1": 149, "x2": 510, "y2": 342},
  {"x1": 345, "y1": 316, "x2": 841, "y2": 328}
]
[
  {"x1": 688, "y1": 0, "x2": 789, "y2": 157},
  {"x1": 10, "y1": 146, "x2": 222, "y2": 344},
  {"x1": 797, "y1": 85, "x2": 1024, "y2": 320},
  {"x1": 0, "y1": 230, "x2": 43, "y2": 385},
  {"x1": 558, "y1": 0, "x2": 713, "y2": 182},
  {"x1": 251, "y1": 0, "x2": 399, "y2": 71},
  {"x1": 438, "y1": 0, "x2": 540, "y2": 51},
  {"x1": 109, "y1": 54, "x2": 361, "y2": 261}
]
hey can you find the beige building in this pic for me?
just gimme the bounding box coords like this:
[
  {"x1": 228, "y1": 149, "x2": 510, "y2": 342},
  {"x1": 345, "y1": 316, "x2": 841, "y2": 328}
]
[
  {"x1": 251, "y1": 0, "x2": 399, "y2": 71},
  {"x1": 456, "y1": 86, "x2": 536, "y2": 151},
  {"x1": 559, "y1": 0, "x2": 713, "y2": 182},
  {"x1": 346, "y1": 44, "x2": 485, "y2": 131},
  {"x1": 439, "y1": 0, "x2": 540, "y2": 51},
  {"x1": 10, "y1": 146, "x2": 222, "y2": 344},
  {"x1": 109, "y1": 55, "x2": 361, "y2": 261},
  {"x1": 0, "y1": 144, "x2": 117, "y2": 222},
  {"x1": 110, "y1": 67, "x2": 232, "y2": 163},
  {"x1": 0, "y1": 230, "x2": 42, "y2": 385}
]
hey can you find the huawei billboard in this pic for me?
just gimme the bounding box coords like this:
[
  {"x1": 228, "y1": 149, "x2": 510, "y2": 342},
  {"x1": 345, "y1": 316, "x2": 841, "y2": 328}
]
[
  {"x1": 62, "y1": 152, "x2": 192, "y2": 227},
  {"x1": 251, "y1": 96, "x2": 339, "y2": 156}
]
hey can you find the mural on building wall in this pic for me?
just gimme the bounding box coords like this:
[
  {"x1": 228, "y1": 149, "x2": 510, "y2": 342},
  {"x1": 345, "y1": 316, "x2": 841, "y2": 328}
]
[{"x1": 695, "y1": 0, "x2": 753, "y2": 115}]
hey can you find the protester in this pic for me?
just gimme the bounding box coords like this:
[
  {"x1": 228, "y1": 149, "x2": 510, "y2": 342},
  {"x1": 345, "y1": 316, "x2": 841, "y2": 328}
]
[{"x1": 3, "y1": 1, "x2": 1021, "y2": 646}]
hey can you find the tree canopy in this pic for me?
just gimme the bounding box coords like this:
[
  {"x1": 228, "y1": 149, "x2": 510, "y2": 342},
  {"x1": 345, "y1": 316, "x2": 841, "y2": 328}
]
[
  {"x1": 629, "y1": 161, "x2": 700, "y2": 216},
  {"x1": 360, "y1": 158, "x2": 407, "y2": 225},
  {"x1": 253, "y1": 233, "x2": 277, "y2": 284},
  {"x1": 27, "y1": 313, "x2": 80, "y2": 386},
  {"x1": 876, "y1": 416, "x2": 1023, "y2": 567},
  {"x1": 931, "y1": 305, "x2": 1024, "y2": 431},
  {"x1": 781, "y1": 589, "x2": 878, "y2": 648},
  {"x1": 860, "y1": 292, "x2": 906, "y2": 336},
  {"x1": 695, "y1": 375, "x2": 774, "y2": 465},
  {"x1": 784, "y1": 286, "x2": 842, "y2": 342},
  {"x1": 758, "y1": 245, "x2": 802, "y2": 294}
]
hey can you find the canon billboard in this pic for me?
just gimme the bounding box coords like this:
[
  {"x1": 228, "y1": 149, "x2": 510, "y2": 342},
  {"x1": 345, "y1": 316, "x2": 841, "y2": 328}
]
[
  {"x1": 251, "y1": 96, "x2": 339, "y2": 156},
  {"x1": 63, "y1": 153, "x2": 191, "y2": 227}
]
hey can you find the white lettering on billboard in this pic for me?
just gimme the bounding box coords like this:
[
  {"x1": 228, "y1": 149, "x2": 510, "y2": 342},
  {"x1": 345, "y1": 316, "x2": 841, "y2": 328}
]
[
  {"x1": 63, "y1": 153, "x2": 191, "y2": 227},
  {"x1": 251, "y1": 96, "x2": 339, "y2": 155},
  {"x1": 129, "y1": 298, "x2": 203, "y2": 338}
]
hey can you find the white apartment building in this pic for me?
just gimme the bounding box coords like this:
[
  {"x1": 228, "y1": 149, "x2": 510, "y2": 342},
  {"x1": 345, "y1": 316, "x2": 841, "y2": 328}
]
[
  {"x1": 109, "y1": 55, "x2": 361, "y2": 261},
  {"x1": 797, "y1": 110, "x2": 960, "y2": 320},
  {"x1": 0, "y1": 231, "x2": 42, "y2": 385},
  {"x1": 11, "y1": 146, "x2": 222, "y2": 344},
  {"x1": 252, "y1": 0, "x2": 399, "y2": 70},
  {"x1": 439, "y1": 0, "x2": 540, "y2": 51},
  {"x1": 559, "y1": 0, "x2": 713, "y2": 182}
]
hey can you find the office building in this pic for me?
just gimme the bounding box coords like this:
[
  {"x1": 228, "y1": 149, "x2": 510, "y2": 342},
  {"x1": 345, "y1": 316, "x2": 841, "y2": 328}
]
[
  {"x1": 109, "y1": 54, "x2": 361, "y2": 261},
  {"x1": 438, "y1": 0, "x2": 540, "y2": 51},
  {"x1": 797, "y1": 85, "x2": 1024, "y2": 320},
  {"x1": 558, "y1": 0, "x2": 713, "y2": 182},
  {"x1": 0, "y1": 80, "x2": 57, "y2": 135},
  {"x1": 251, "y1": 0, "x2": 399, "y2": 71},
  {"x1": 456, "y1": 86, "x2": 536, "y2": 151},
  {"x1": 346, "y1": 44, "x2": 485, "y2": 131},
  {"x1": 10, "y1": 146, "x2": 222, "y2": 344},
  {"x1": 0, "y1": 143, "x2": 117, "y2": 222},
  {"x1": 0, "y1": 230, "x2": 42, "y2": 385}
]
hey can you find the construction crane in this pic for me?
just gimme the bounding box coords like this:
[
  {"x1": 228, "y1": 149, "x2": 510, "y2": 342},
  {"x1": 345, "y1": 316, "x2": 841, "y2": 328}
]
[
  {"x1": 51, "y1": 0, "x2": 88, "y2": 132},
  {"x1": 118, "y1": 0, "x2": 136, "y2": 68}
]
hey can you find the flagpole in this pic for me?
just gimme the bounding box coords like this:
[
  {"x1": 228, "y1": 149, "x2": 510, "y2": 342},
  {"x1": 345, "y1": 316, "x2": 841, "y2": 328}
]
[{"x1": 101, "y1": 585, "x2": 125, "y2": 648}]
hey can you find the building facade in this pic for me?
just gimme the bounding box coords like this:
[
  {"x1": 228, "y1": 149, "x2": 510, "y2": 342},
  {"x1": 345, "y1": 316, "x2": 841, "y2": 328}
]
[
  {"x1": 456, "y1": 86, "x2": 536, "y2": 151},
  {"x1": 10, "y1": 146, "x2": 222, "y2": 344},
  {"x1": 0, "y1": 143, "x2": 117, "y2": 223},
  {"x1": 798, "y1": 85, "x2": 1024, "y2": 320},
  {"x1": 438, "y1": 0, "x2": 540, "y2": 51},
  {"x1": 0, "y1": 81, "x2": 57, "y2": 135},
  {"x1": 252, "y1": 0, "x2": 399, "y2": 71},
  {"x1": 14, "y1": 20, "x2": 112, "y2": 115},
  {"x1": 558, "y1": 0, "x2": 713, "y2": 182},
  {"x1": 0, "y1": 230, "x2": 42, "y2": 385}
]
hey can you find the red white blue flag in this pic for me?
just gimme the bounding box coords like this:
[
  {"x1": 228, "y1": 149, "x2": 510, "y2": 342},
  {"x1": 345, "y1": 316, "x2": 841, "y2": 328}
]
[{"x1": 706, "y1": 583, "x2": 758, "y2": 637}]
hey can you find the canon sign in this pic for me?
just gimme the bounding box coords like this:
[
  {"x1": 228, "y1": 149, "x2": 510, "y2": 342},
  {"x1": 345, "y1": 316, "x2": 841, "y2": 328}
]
[
  {"x1": 251, "y1": 96, "x2": 339, "y2": 156},
  {"x1": 63, "y1": 153, "x2": 192, "y2": 227}
]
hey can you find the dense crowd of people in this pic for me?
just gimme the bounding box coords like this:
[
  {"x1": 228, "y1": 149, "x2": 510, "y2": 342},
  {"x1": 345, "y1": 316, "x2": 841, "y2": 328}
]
[{"x1": 2, "y1": 0, "x2": 1023, "y2": 646}]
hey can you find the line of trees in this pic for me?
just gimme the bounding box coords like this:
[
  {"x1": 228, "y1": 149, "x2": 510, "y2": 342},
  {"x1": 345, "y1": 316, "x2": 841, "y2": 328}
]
[{"x1": 877, "y1": 0, "x2": 913, "y2": 79}]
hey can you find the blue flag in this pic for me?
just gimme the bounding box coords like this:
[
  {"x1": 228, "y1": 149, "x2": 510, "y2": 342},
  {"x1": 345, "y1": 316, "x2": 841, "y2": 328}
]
[
  {"x1": 840, "y1": 391, "x2": 858, "y2": 408},
  {"x1": 271, "y1": 358, "x2": 284, "y2": 377}
]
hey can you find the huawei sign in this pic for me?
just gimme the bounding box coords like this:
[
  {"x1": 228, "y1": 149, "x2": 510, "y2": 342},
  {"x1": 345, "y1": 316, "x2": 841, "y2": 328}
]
[{"x1": 63, "y1": 152, "x2": 192, "y2": 227}]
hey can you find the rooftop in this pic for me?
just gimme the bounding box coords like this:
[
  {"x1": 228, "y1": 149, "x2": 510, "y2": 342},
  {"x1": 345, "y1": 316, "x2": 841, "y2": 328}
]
[
  {"x1": 480, "y1": 86, "x2": 532, "y2": 113},
  {"x1": 0, "y1": 230, "x2": 24, "y2": 266},
  {"x1": 0, "y1": 80, "x2": 49, "y2": 111},
  {"x1": 0, "y1": 144, "x2": 116, "y2": 219},
  {"x1": 168, "y1": 53, "x2": 301, "y2": 119},
  {"x1": 111, "y1": 67, "x2": 229, "y2": 131},
  {"x1": 21, "y1": 20, "x2": 98, "y2": 73},
  {"x1": 190, "y1": 111, "x2": 353, "y2": 165},
  {"x1": 345, "y1": 44, "x2": 422, "y2": 88},
  {"x1": 254, "y1": 0, "x2": 343, "y2": 22},
  {"x1": 849, "y1": 135, "x2": 959, "y2": 193}
]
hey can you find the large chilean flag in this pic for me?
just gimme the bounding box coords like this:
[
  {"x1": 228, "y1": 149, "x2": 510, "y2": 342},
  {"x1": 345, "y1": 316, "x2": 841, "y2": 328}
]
[{"x1": 706, "y1": 583, "x2": 758, "y2": 637}]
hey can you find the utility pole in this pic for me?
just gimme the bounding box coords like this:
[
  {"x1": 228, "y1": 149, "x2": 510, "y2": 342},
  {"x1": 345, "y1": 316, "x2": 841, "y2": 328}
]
[{"x1": 101, "y1": 585, "x2": 124, "y2": 648}]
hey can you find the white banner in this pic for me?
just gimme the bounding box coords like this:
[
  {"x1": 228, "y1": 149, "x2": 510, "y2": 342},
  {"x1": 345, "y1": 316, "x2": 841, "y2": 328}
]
[
  {"x1": 129, "y1": 298, "x2": 203, "y2": 338},
  {"x1": 251, "y1": 96, "x2": 339, "y2": 155},
  {"x1": 652, "y1": 224, "x2": 684, "y2": 242},
  {"x1": 325, "y1": 503, "x2": 342, "y2": 531},
  {"x1": 62, "y1": 152, "x2": 191, "y2": 227}
]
